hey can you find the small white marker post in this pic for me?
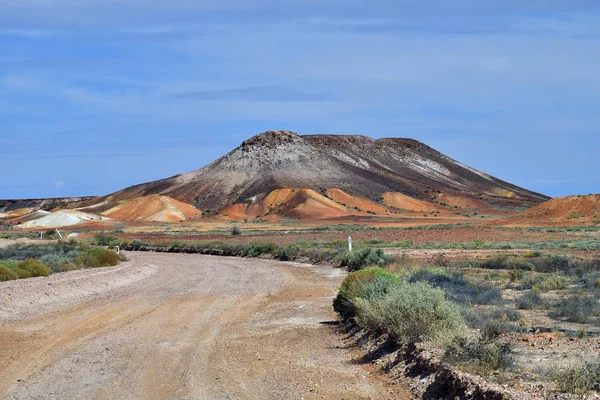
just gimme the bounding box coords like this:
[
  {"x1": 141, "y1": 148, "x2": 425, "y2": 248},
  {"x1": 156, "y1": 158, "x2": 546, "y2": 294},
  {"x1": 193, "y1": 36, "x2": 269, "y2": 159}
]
[
  {"x1": 348, "y1": 236, "x2": 352, "y2": 252},
  {"x1": 40, "y1": 232, "x2": 43, "y2": 239},
  {"x1": 115, "y1": 246, "x2": 119, "y2": 254}
]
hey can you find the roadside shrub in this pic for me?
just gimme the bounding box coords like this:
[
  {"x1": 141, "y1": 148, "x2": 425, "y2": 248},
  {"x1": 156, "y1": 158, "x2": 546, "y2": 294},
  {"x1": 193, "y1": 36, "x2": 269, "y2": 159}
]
[
  {"x1": 93, "y1": 233, "x2": 120, "y2": 247},
  {"x1": 76, "y1": 248, "x2": 119, "y2": 268},
  {"x1": 231, "y1": 226, "x2": 242, "y2": 236},
  {"x1": 516, "y1": 290, "x2": 548, "y2": 310},
  {"x1": 549, "y1": 362, "x2": 600, "y2": 394},
  {"x1": 39, "y1": 254, "x2": 74, "y2": 273},
  {"x1": 409, "y1": 269, "x2": 501, "y2": 306},
  {"x1": 16, "y1": 259, "x2": 51, "y2": 277},
  {"x1": 445, "y1": 336, "x2": 514, "y2": 373},
  {"x1": 278, "y1": 245, "x2": 301, "y2": 261},
  {"x1": 0, "y1": 265, "x2": 17, "y2": 281},
  {"x1": 243, "y1": 243, "x2": 278, "y2": 258},
  {"x1": 337, "y1": 247, "x2": 393, "y2": 271},
  {"x1": 44, "y1": 229, "x2": 59, "y2": 239},
  {"x1": 303, "y1": 247, "x2": 332, "y2": 263},
  {"x1": 463, "y1": 306, "x2": 521, "y2": 332},
  {"x1": 333, "y1": 268, "x2": 399, "y2": 319},
  {"x1": 356, "y1": 280, "x2": 467, "y2": 345},
  {"x1": 551, "y1": 295, "x2": 600, "y2": 324},
  {"x1": 130, "y1": 239, "x2": 144, "y2": 250}
]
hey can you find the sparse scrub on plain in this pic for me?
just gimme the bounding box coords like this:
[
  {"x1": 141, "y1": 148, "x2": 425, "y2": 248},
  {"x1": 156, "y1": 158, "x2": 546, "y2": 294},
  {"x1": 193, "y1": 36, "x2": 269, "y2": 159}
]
[
  {"x1": 408, "y1": 268, "x2": 502, "y2": 306},
  {"x1": 551, "y1": 295, "x2": 600, "y2": 325},
  {"x1": 546, "y1": 362, "x2": 600, "y2": 395},
  {"x1": 516, "y1": 290, "x2": 549, "y2": 310}
]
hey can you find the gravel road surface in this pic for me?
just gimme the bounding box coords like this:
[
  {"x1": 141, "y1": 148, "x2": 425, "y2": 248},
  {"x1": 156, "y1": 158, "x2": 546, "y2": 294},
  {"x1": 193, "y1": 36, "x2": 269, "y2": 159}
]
[{"x1": 0, "y1": 252, "x2": 408, "y2": 399}]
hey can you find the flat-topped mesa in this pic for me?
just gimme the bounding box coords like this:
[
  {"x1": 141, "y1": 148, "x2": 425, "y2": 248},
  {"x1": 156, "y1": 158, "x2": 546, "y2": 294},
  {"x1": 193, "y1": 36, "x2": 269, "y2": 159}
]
[
  {"x1": 375, "y1": 138, "x2": 428, "y2": 151},
  {"x1": 240, "y1": 130, "x2": 302, "y2": 151},
  {"x1": 85, "y1": 129, "x2": 549, "y2": 217},
  {"x1": 301, "y1": 134, "x2": 374, "y2": 146}
]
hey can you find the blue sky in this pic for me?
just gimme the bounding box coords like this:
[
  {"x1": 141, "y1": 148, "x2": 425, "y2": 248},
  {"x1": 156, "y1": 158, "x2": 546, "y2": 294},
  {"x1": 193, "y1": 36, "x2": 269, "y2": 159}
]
[{"x1": 1, "y1": 1, "x2": 599, "y2": 199}]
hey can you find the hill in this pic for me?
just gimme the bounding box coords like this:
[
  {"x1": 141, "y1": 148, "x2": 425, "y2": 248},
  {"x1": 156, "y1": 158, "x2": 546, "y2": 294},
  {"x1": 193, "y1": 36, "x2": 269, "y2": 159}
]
[
  {"x1": 92, "y1": 130, "x2": 547, "y2": 219},
  {"x1": 492, "y1": 194, "x2": 600, "y2": 226}
]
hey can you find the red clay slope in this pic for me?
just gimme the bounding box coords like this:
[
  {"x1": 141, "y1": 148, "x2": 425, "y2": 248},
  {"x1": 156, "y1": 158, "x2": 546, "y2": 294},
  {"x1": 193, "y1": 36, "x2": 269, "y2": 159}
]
[
  {"x1": 104, "y1": 195, "x2": 201, "y2": 222},
  {"x1": 220, "y1": 188, "x2": 349, "y2": 220},
  {"x1": 492, "y1": 194, "x2": 600, "y2": 226}
]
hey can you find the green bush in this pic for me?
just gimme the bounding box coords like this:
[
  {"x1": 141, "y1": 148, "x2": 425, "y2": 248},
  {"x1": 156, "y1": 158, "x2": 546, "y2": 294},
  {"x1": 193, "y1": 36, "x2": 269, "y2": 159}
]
[
  {"x1": 516, "y1": 290, "x2": 548, "y2": 310},
  {"x1": 93, "y1": 233, "x2": 120, "y2": 246},
  {"x1": 337, "y1": 247, "x2": 393, "y2": 271},
  {"x1": 508, "y1": 269, "x2": 524, "y2": 282},
  {"x1": 532, "y1": 274, "x2": 569, "y2": 292},
  {"x1": 76, "y1": 248, "x2": 119, "y2": 268},
  {"x1": 243, "y1": 243, "x2": 278, "y2": 258},
  {"x1": 278, "y1": 245, "x2": 301, "y2": 261},
  {"x1": 445, "y1": 336, "x2": 514, "y2": 373},
  {"x1": 551, "y1": 296, "x2": 600, "y2": 324},
  {"x1": 333, "y1": 268, "x2": 399, "y2": 319},
  {"x1": 533, "y1": 254, "x2": 574, "y2": 273},
  {"x1": 231, "y1": 226, "x2": 242, "y2": 236},
  {"x1": 16, "y1": 259, "x2": 51, "y2": 277},
  {"x1": 39, "y1": 254, "x2": 75, "y2": 273},
  {"x1": 356, "y1": 280, "x2": 467, "y2": 344},
  {"x1": 480, "y1": 256, "x2": 533, "y2": 271},
  {"x1": 550, "y1": 362, "x2": 600, "y2": 394},
  {"x1": 409, "y1": 269, "x2": 501, "y2": 306},
  {"x1": 0, "y1": 265, "x2": 17, "y2": 281}
]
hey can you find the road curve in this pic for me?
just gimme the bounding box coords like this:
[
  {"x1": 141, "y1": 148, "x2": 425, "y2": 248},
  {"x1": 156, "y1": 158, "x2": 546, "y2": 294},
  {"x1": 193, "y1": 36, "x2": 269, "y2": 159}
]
[{"x1": 0, "y1": 252, "x2": 408, "y2": 399}]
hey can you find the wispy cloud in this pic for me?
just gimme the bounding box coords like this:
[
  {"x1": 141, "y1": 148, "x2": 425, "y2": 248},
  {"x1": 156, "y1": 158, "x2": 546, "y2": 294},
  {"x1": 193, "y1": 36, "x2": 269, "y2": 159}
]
[
  {"x1": 1, "y1": 0, "x2": 600, "y2": 197},
  {"x1": 172, "y1": 85, "x2": 333, "y2": 102}
]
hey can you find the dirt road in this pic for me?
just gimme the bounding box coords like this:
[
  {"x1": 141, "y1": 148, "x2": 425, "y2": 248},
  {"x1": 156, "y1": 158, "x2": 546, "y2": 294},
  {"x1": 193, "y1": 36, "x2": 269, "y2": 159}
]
[{"x1": 0, "y1": 253, "x2": 407, "y2": 399}]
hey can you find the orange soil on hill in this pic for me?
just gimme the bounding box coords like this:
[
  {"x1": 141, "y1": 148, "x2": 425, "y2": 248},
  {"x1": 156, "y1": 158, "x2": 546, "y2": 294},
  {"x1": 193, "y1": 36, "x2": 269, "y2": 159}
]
[
  {"x1": 104, "y1": 195, "x2": 201, "y2": 222},
  {"x1": 6, "y1": 208, "x2": 35, "y2": 217},
  {"x1": 493, "y1": 194, "x2": 600, "y2": 226},
  {"x1": 436, "y1": 193, "x2": 492, "y2": 211},
  {"x1": 382, "y1": 192, "x2": 444, "y2": 212},
  {"x1": 220, "y1": 188, "x2": 349, "y2": 220},
  {"x1": 326, "y1": 188, "x2": 389, "y2": 215}
]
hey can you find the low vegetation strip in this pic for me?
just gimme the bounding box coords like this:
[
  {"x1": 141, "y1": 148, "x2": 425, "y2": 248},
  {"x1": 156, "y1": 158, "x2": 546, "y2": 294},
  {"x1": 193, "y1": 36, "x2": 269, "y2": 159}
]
[
  {"x1": 332, "y1": 251, "x2": 600, "y2": 398},
  {"x1": 92, "y1": 233, "x2": 394, "y2": 271},
  {"x1": 0, "y1": 241, "x2": 125, "y2": 281}
]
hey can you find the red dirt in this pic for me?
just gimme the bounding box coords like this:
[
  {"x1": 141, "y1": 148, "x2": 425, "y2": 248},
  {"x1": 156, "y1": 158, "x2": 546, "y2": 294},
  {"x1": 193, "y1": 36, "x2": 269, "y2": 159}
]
[
  {"x1": 326, "y1": 188, "x2": 389, "y2": 215},
  {"x1": 382, "y1": 192, "x2": 446, "y2": 212},
  {"x1": 220, "y1": 188, "x2": 349, "y2": 220}
]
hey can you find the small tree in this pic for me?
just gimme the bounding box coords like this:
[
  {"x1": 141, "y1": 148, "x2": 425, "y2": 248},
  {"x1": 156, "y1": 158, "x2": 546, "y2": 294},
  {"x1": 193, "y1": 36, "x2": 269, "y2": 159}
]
[{"x1": 232, "y1": 226, "x2": 242, "y2": 236}]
